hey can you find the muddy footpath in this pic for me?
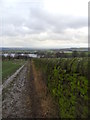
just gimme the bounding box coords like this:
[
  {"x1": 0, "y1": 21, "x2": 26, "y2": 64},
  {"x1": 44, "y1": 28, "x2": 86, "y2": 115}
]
[{"x1": 2, "y1": 60, "x2": 59, "y2": 118}]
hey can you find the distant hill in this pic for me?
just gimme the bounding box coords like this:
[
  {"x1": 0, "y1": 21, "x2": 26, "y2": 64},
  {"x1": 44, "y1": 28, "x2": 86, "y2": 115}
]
[{"x1": 1, "y1": 47, "x2": 88, "y2": 52}]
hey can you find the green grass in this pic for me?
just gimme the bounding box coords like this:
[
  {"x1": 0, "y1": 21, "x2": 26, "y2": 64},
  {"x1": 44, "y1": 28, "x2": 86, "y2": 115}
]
[{"x1": 2, "y1": 59, "x2": 26, "y2": 83}]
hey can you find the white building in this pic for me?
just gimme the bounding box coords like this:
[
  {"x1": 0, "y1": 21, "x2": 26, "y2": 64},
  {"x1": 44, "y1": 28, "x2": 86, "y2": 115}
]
[{"x1": 28, "y1": 54, "x2": 37, "y2": 58}]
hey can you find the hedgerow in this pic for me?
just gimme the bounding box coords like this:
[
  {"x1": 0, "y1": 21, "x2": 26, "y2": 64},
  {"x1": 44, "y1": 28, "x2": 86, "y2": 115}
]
[{"x1": 33, "y1": 58, "x2": 88, "y2": 118}]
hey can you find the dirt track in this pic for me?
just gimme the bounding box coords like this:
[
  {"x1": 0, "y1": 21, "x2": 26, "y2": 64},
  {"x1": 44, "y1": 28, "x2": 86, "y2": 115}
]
[{"x1": 2, "y1": 60, "x2": 59, "y2": 118}]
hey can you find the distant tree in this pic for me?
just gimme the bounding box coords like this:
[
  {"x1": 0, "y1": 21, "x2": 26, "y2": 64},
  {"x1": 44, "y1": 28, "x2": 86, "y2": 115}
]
[
  {"x1": 80, "y1": 52, "x2": 86, "y2": 57},
  {"x1": 72, "y1": 51, "x2": 79, "y2": 58},
  {"x1": 55, "y1": 51, "x2": 67, "y2": 58},
  {"x1": 88, "y1": 53, "x2": 90, "y2": 57},
  {"x1": 60, "y1": 51, "x2": 66, "y2": 58},
  {"x1": 46, "y1": 53, "x2": 52, "y2": 58},
  {"x1": 2, "y1": 55, "x2": 5, "y2": 60},
  {"x1": 64, "y1": 53, "x2": 68, "y2": 58},
  {"x1": 55, "y1": 52, "x2": 61, "y2": 58},
  {"x1": 7, "y1": 55, "x2": 11, "y2": 60}
]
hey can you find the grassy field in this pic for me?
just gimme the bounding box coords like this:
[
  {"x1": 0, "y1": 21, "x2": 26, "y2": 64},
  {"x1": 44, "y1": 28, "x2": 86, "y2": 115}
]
[{"x1": 2, "y1": 59, "x2": 26, "y2": 83}]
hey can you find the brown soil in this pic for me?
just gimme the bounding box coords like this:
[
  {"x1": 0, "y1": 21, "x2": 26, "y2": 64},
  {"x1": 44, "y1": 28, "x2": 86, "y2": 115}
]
[{"x1": 2, "y1": 60, "x2": 59, "y2": 118}]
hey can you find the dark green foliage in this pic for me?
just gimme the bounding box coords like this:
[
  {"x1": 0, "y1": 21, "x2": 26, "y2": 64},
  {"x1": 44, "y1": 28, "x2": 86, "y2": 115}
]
[
  {"x1": 72, "y1": 51, "x2": 79, "y2": 58},
  {"x1": 33, "y1": 58, "x2": 88, "y2": 118}
]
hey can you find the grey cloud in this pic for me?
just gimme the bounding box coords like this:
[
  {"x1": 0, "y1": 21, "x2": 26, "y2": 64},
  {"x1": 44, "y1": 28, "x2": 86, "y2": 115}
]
[
  {"x1": 1, "y1": 1, "x2": 87, "y2": 37},
  {"x1": 0, "y1": 0, "x2": 88, "y2": 48}
]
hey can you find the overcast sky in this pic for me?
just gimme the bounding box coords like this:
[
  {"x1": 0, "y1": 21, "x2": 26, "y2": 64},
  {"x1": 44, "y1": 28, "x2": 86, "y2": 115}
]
[{"x1": 0, "y1": 0, "x2": 89, "y2": 48}]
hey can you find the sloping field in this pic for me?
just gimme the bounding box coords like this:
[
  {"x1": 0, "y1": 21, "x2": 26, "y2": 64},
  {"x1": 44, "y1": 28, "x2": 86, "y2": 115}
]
[{"x1": 2, "y1": 60, "x2": 26, "y2": 83}]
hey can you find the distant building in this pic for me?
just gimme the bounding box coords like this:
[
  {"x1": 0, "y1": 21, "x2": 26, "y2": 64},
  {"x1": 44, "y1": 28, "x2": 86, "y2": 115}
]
[
  {"x1": 3, "y1": 54, "x2": 9, "y2": 57},
  {"x1": 63, "y1": 51, "x2": 72, "y2": 53},
  {"x1": 2, "y1": 53, "x2": 39, "y2": 59},
  {"x1": 28, "y1": 54, "x2": 37, "y2": 58},
  {"x1": 10, "y1": 54, "x2": 16, "y2": 58}
]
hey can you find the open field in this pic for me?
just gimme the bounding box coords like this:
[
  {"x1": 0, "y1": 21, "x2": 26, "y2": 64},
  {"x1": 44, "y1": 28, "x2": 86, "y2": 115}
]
[{"x1": 2, "y1": 59, "x2": 26, "y2": 83}]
